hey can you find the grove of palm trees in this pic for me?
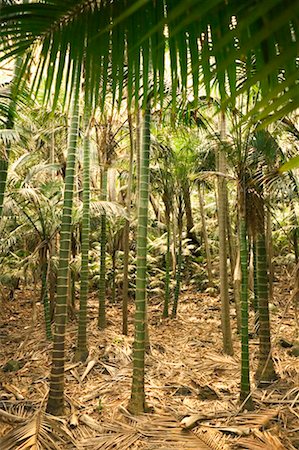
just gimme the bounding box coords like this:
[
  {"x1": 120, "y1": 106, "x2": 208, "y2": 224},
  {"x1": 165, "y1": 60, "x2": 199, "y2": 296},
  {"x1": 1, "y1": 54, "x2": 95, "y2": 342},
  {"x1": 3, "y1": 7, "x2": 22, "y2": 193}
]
[{"x1": 0, "y1": 0, "x2": 299, "y2": 449}]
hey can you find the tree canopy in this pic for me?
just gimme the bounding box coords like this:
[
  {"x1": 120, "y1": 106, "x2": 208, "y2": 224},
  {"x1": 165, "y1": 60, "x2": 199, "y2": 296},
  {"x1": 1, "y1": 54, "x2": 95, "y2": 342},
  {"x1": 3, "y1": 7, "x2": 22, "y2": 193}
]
[{"x1": 1, "y1": 0, "x2": 298, "y2": 121}]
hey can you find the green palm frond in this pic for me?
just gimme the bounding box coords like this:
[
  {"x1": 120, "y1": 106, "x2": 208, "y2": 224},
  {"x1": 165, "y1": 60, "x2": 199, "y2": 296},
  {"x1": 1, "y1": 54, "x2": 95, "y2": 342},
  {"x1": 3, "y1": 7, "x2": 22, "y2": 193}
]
[
  {"x1": 0, "y1": 128, "x2": 20, "y2": 145},
  {"x1": 0, "y1": 1, "x2": 298, "y2": 120}
]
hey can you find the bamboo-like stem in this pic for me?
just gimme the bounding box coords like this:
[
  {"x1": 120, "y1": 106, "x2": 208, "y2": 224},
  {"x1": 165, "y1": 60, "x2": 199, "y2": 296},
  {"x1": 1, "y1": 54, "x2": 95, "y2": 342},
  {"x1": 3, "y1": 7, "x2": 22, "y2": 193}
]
[
  {"x1": 266, "y1": 209, "x2": 274, "y2": 302},
  {"x1": 128, "y1": 105, "x2": 151, "y2": 414},
  {"x1": 122, "y1": 109, "x2": 134, "y2": 335},
  {"x1": 198, "y1": 183, "x2": 213, "y2": 285},
  {"x1": 98, "y1": 168, "x2": 107, "y2": 329},
  {"x1": 217, "y1": 112, "x2": 233, "y2": 356},
  {"x1": 172, "y1": 194, "x2": 183, "y2": 318},
  {"x1": 75, "y1": 102, "x2": 91, "y2": 362},
  {"x1": 162, "y1": 208, "x2": 171, "y2": 318},
  {"x1": 40, "y1": 247, "x2": 52, "y2": 340},
  {"x1": 46, "y1": 64, "x2": 81, "y2": 416},
  {"x1": 255, "y1": 212, "x2": 277, "y2": 385},
  {"x1": 239, "y1": 214, "x2": 254, "y2": 411}
]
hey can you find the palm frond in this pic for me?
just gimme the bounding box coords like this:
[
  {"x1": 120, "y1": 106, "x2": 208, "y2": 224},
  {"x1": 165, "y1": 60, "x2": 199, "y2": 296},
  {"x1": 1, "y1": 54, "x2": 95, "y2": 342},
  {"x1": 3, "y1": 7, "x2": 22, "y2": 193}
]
[
  {"x1": 236, "y1": 430, "x2": 286, "y2": 449},
  {"x1": 0, "y1": 1, "x2": 298, "y2": 120},
  {"x1": 0, "y1": 410, "x2": 78, "y2": 450},
  {"x1": 23, "y1": 163, "x2": 62, "y2": 184},
  {"x1": 89, "y1": 200, "x2": 128, "y2": 220},
  {"x1": 80, "y1": 414, "x2": 218, "y2": 450},
  {"x1": 0, "y1": 128, "x2": 20, "y2": 145}
]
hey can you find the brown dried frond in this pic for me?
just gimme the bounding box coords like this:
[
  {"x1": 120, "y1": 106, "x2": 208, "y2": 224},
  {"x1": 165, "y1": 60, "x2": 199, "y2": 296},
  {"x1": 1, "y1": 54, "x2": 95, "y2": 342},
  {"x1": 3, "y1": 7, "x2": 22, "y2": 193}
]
[
  {"x1": 80, "y1": 413, "x2": 221, "y2": 450},
  {"x1": 235, "y1": 430, "x2": 286, "y2": 449},
  {"x1": 0, "y1": 411, "x2": 77, "y2": 450}
]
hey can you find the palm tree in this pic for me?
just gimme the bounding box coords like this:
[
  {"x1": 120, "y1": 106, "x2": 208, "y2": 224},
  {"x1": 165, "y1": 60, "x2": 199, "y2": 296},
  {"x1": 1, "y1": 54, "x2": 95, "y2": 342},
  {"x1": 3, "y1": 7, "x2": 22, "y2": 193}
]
[
  {"x1": 1, "y1": 0, "x2": 298, "y2": 418},
  {"x1": 74, "y1": 99, "x2": 91, "y2": 362},
  {"x1": 128, "y1": 104, "x2": 151, "y2": 415},
  {"x1": 46, "y1": 63, "x2": 81, "y2": 416},
  {"x1": 238, "y1": 178, "x2": 254, "y2": 411},
  {"x1": 171, "y1": 191, "x2": 184, "y2": 318},
  {"x1": 217, "y1": 112, "x2": 233, "y2": 356},
  {"x1": 122, "y1": 109, "x2": 134, "y2": 335},
  {"x1": 150, "y1": 138, "x2": 175, "y2": 318}
]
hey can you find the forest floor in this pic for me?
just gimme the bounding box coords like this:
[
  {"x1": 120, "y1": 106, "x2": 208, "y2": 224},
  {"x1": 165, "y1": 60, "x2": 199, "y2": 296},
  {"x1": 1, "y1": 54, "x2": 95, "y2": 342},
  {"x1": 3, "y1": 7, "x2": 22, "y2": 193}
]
[{"x1": 0, "y1": 274, "x2": 298, "y2": 449}]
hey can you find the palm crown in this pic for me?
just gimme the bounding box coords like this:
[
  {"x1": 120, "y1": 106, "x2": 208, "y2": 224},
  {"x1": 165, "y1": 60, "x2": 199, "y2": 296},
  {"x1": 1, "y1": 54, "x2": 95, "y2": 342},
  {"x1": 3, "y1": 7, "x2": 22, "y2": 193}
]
[{"x1": 0, "y1": 0, "x2": 298, "y2": 120}]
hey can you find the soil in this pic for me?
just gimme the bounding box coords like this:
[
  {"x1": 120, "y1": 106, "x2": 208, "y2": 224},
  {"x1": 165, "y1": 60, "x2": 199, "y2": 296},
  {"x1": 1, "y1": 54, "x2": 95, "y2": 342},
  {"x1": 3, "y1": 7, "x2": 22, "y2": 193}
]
[{"x1": 0, "y1": 276, "x2": 298, "y2": 449}]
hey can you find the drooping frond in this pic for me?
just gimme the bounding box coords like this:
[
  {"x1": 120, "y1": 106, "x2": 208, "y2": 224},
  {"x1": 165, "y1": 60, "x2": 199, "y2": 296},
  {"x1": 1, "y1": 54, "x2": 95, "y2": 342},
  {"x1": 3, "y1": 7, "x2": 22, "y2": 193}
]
[
  {"x1": 0, "y1": 0, "x2": 298, "y2": 121},
  {"x1": 0, "y1": 128, "x2": 19, "y2": 146}
]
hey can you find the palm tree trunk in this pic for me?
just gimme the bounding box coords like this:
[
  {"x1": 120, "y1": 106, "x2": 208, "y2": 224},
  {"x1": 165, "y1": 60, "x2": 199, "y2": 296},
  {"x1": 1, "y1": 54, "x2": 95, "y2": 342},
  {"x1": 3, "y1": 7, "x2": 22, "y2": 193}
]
[
  {"x1": 217, "y1": 112, "x2": 233, "y2": 356},
  {"x1": 291, "y1": 201, "x2": 299, "y2": 263},
  {"x1": 225, "y1": 189, "x2": 236, "y2": 280},
  {"x1": 46, "y1": 64, "x2": 81, "y2": 416},
  {"x1": 128, "y1": 105, "x2": 151, "y2": 415},
  {"x1": 162, "y1": 207, "x2": 171, "y2": 318},
  {"x1": 198, "y1": 183, "x2": 213, "y2": 285},
  {"x1": 255, "y1": 214, "x2": 277, "y2": 385},
  {"x1": 182, "y1": 180, "x2": 199, "y2": 248},
  {"x1": 98, "y1": 168, "x2": 107, "y2": 329},
  {"x1": 122, "y1": 110, "x2": 134, "y2": 335},
  {"x1": 239, "y1": 213, "x2": 254, "y2": 410},
  {"x1": 40, "y1": 246, "x2": 52, "y2": 340},
  {"x1": 233, "y1": 248, "x2": 242, "y2": 334},
  {"x1": 252, "y1": 240, "x2": 259, "y2": 332},
  {"x1": 172, "y1": 194, "x2": 183, "y2": 318},
  {"x1": 266, "y1": 209, "x2": 274, "y2": 302},
  {"x1": 75, "y1": 103, "x2": 91, "y2": 362},
  {"x1": 111, "y1": 249, "x2": 117, "y2": 304}
]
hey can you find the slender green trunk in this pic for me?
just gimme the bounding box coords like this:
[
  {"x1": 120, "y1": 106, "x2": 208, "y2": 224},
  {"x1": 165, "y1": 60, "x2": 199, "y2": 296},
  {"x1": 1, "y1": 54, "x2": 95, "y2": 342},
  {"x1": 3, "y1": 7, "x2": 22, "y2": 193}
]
[
  {"x1": 49, "y1": 241, "x2": 56, "y2": 321},
  {"x1": 98, "y1": 168, "x2": 107, "y2": 329},
  {"x1": 122, "y1": 110, "x2": 134, "y2": 335},
  {"x1": 239, "y1": 214, "x2": 254, "y2": 410},
  {"x1": 128, "y1": 105, "x2": 151, "y2": 415},
  {"x1": 225, "y1": 188, "x2": 236, "y2": 280},
  {"x1": 182, "y1": 180, "x2": 199, "y2": 248},
  {"x1": 172, "y1": 196, "x2": 183, "y2": 318},
  {"x1": 135, "y1": 108, "x2": 141, "y2": 207},
  {"x1": 266, "y1": 209, "x2": 274, "y2": 302},
  {"x1": 0, "y1": 159, "x2": 8, "y2": 218},
  {"x1": 46, "y1": 64, "x2": 81, "y2": 416},
  {"x1": 255, "y1": 228, "x2": 277, "y2": 385},
  {"x1": 40, "y1": 247, "x2": 52, "y2": 340},
  {"x1": 111, "y1": 250, "x2": 116, "y2": 304},
  {"x1": 217, "y1": 112, "x2": 233, "y2": 356},
  {"x1": 162, "y1": 209, "x2": 171, "y2": 318},
  {"x1": 291, "y1": 202, "x2": 299, "y2": 263},
  {"x1": 233, "y1": 248, "x2": 242, "y2": 334},
  {"x1": 75, "y1": 104, "x2": 91, "y2": 362},
  {"x1": 198, "y1": 184, "x2": 213, "y2": 285},
  {"x1": 252, "y1": 241, "x2": 259, "y2": 333}
]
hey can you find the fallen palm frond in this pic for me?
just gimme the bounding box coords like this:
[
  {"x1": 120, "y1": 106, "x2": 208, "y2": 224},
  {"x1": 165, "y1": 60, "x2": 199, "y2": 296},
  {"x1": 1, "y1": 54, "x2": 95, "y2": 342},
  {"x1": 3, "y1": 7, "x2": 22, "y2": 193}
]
[
  {"x1": 199, "y1": 352, "x2": 239, "y2": 372},
  {"x1": 194, "y1": 428, "x2": 231, "y2": 450},
  {"x1": 0, "y1": 410, "x2": 78, "y2": 450},
  {"x1": 235, "y1": 430, "x2": 287, "y2": 449},
  {"x1": 79, "y1": 413, "x2": 230, "y2": 450},
  {"x1": 228, "y1": 410, "x2": 279, "y2": 428},
  {"x1": 0, "y1": 401, "x2": 35, "y2": 423}
]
